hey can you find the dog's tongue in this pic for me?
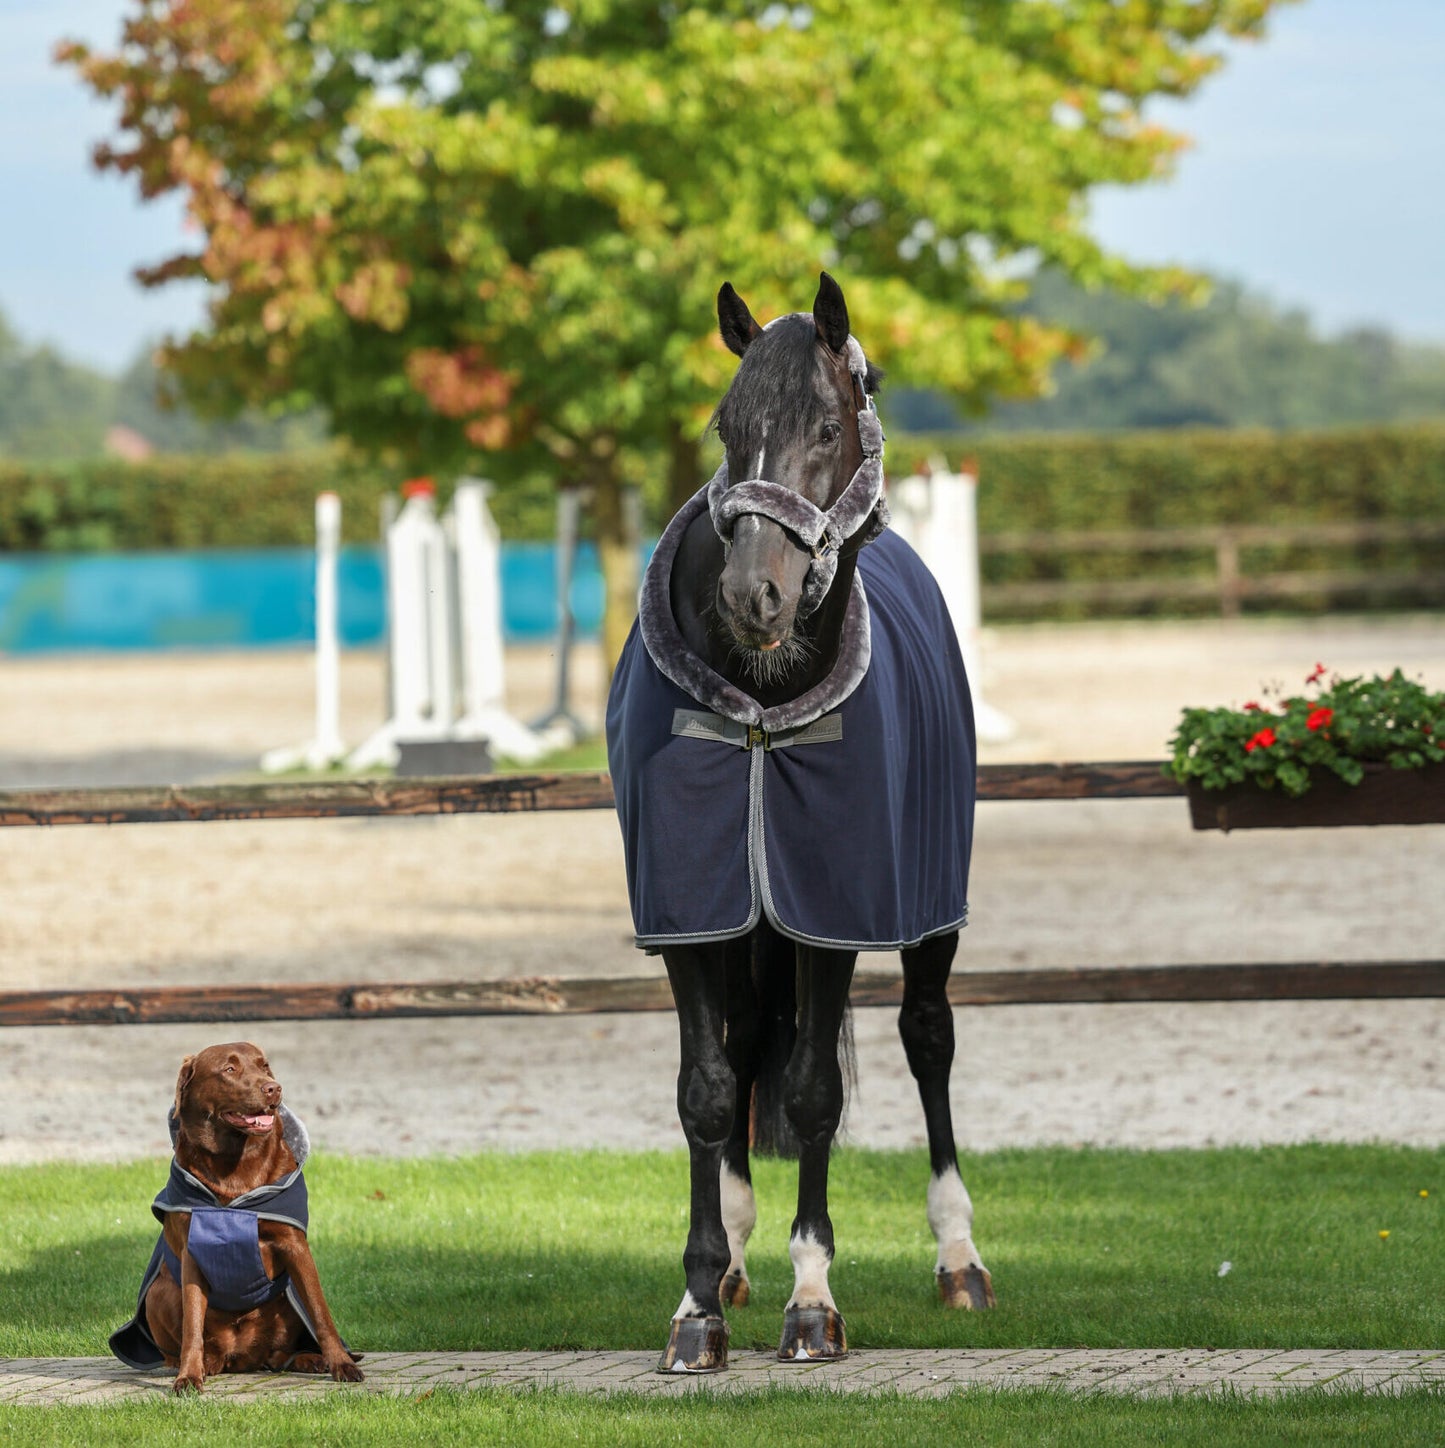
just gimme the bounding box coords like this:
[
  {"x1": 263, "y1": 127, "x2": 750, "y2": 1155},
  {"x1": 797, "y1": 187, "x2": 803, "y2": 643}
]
[{"x1": 240, "y1": 1113, "x2": 275, "y2": 1131}]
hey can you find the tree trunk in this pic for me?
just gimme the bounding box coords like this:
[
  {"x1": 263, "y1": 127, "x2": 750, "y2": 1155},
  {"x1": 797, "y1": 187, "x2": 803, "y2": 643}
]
[
  {"x1": 668, "y1": 420, "x2": 703, "y2": 518},
  {"x1": 590, "y1": 458, "x2": 639, "y2": 675}
]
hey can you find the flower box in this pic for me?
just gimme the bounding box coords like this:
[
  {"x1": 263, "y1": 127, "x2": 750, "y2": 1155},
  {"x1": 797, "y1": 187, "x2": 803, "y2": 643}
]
[
  {"x1": 1171, "y1": 664, "x2": 1445, "y2": 830},
  {"x1": 1187, "y1": 761, "x2": 1445, "y2": 832}
]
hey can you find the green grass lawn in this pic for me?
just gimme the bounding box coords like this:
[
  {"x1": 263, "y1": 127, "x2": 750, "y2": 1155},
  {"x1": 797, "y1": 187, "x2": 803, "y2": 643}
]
[
  {"x1": 497, "y1": 737, "x2": 608, "y2": 772},
  {"x1": 2, "y1": 1144, "x2": 1439, "y2": 1360},
  {"x1": 3, "y1": 1385, "x2": 1444, "y2": 1448}
]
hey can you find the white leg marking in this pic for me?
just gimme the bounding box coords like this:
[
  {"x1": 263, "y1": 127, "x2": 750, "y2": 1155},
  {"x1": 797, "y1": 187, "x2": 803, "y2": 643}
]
[
  {"x1": 785, "y1": 1230, "x2": 837, "y2": 1312},
  {"x1": 672, "y1": 1289, "x2": 706, "y2": 1321},
  {"x1": 720, "y1": 1163, "x2": 756, "y2": 1280},
  {"x1": 928, "y1": 1168, "x2": 985, "y2": 1276}
]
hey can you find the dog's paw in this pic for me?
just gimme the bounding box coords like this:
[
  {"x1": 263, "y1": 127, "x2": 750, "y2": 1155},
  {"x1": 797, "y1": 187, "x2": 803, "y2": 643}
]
[
  {"x1": 328, "y1": 1353, "x2": 365, "y2": 1383},
  {"x1": 172, "y1": 1371, "x2": 204, "y2": 1395},
  {"x1": 291, "y1": 1350, "x2": 364, "y2": 1383}
]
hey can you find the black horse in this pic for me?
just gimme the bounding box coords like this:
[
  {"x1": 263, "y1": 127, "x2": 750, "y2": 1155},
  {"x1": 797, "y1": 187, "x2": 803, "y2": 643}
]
[{"x1": 606, "y1": 273, "x2": 993, "y2": 1374}]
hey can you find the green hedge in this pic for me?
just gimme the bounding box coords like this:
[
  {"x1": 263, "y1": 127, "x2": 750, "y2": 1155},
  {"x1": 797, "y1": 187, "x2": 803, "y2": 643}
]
[
  {"x1": 890, "y1": 422, "x2": 1445, "y2": 618},
  {"x1": 4, "y1": 424, "x2": 1443, "y2": 617},
  {"x1": 0, "y1": 453, "x2": 558, "y2": 551},
  {"x1": 889, "y1": 422, "x2": 1445, "y2": 530}
]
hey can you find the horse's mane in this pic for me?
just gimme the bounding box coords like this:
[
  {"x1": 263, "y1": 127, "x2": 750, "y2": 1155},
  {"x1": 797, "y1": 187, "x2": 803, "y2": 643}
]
[{"x1": 710, "y1": 314, "x2": 883, "y2": 463}]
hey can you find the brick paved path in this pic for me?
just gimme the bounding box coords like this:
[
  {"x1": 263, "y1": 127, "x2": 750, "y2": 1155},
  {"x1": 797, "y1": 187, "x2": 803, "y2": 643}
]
[{"x1": 3, "y1": 1349, "x2": 1441, "y2": 1404}]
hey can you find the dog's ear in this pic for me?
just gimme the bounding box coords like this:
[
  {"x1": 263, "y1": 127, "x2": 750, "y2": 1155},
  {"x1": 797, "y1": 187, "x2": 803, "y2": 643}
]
[{"x1": 174, "y1": 1055, "x2": 197, "y2": 1112}]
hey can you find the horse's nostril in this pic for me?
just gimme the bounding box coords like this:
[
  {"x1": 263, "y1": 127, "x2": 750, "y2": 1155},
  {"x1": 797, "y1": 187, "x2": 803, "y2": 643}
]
[
  {"x1": 720, "y1": 572, "x2": 784, "y2": 630},
  {"x1": 750, "y1": 580, "x2": 782, "y2": 624}
]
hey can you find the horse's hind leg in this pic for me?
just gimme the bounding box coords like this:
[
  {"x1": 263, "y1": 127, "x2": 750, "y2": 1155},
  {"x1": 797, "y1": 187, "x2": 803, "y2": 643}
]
[
  {"x1": 899, "y1": 930, "x2": 996, "y2": 1310},
  {"x1": 658, "y1": 941, "x2": 740, "y2": 1373},
  {"x1": 778, "y1": 944, "x2": 856, "y2": 1361}
]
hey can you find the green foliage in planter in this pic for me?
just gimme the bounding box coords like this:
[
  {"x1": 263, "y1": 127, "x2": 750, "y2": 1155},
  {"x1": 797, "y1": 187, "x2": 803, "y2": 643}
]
[{"x1": 1169, "y1": 667, "x2": 1445, "y2": 797}]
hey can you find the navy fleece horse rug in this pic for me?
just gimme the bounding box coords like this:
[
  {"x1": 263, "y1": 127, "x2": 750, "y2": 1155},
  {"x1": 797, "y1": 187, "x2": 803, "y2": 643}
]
[{"x1": 606, "y1": 497, "x2": 976, "y2": 952}]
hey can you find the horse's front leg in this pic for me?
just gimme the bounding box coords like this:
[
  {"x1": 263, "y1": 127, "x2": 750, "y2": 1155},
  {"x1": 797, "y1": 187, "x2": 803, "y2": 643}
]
[
  {"x1": 719, "y1": 941, "x2": 760, "y2": 1309},
  {"x1": 658, "y1": 940, "x2": 741, "y2": 1373},
  {"x1": 778, "y1": 944, "x2": 856, "y2": 1361},
  {"x1": 899, "y1": 930, "x2": 995, "y2": 1310}
]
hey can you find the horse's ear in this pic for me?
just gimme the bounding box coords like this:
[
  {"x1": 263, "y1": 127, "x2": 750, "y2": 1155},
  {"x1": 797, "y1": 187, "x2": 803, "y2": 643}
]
[
  {"x1": 813, "y1": 271, "x2": 850, "y2": 354},
  {"x1": 718, "y1": 283, "x2": 762, "y2": 358}
]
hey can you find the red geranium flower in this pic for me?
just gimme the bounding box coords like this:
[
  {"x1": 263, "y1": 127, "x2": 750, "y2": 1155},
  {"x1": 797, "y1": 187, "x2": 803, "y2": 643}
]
[
  {"x1": 1306, "y1": 707, "x2": 1334, "y2": 731},
  {"x1": 1243, "y1": 701, "x2": 1264, "y2": 712},
  {"x1": 1307, "y1": 663, "x2": 1327, "y2": 684},
  {"x1": 1245, "y1": 727, "x2": 1277, "y2": 752}
]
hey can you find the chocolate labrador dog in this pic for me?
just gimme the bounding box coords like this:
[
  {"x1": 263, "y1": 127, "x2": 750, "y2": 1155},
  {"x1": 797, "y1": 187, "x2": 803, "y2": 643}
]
[{"x1": 110, "y1": 1042, "x2": 363, "y2": 1393}]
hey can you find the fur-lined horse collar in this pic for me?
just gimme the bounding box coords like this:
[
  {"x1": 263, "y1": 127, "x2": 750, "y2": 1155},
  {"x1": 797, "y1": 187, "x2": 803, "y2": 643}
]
[{"x1": 637, "y1": 484, "x2": 874, "y2": 734}]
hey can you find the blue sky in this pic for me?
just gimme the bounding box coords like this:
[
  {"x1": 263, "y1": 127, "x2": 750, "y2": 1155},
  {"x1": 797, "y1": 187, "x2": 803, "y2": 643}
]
[{"x1": 3, "y1": 0, "x2": 1443, "y2": 373}]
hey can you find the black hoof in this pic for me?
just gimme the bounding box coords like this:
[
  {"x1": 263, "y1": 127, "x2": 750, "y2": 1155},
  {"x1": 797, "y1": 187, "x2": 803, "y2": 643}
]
[
  {"x1": 720, "y1": 1271, "x2": 750, "y2": 1308},
  {"x1": 777, "y1": 1304, "x2": 847, "y2": 1361},
  {"x1": 657, "y1": 1316, "x2": 729, "y2": 1374},
  {"x1": 938, "y1": 1263, "x2": 996, "y2": 1310}
]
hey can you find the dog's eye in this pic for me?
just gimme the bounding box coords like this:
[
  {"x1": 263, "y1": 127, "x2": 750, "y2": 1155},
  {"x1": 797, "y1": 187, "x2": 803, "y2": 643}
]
[{"x1": 224, "y1": 1065, "x2": 235, "y2": 1075}]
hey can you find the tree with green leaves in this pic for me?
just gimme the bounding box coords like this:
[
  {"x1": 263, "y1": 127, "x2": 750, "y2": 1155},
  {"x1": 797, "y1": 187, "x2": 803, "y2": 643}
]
[
  {"x1": 0, "y1": 306, "x2": 112, "y2": 461},
  {"x1": 112, "y1": 349, "x2": 329, "y2": 454},
  {"x1": 61, "y1": 0, "x2": 1296, "y2": 662},
  {"x1": 898, "y1": 270, "x2": 1445, "y2": 434}
]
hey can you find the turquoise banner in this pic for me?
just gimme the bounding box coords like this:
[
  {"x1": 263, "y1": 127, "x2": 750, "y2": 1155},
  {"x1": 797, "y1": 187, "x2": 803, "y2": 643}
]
[{"x1": 0, "y1": 545, "x2": 609, "y2": 654}]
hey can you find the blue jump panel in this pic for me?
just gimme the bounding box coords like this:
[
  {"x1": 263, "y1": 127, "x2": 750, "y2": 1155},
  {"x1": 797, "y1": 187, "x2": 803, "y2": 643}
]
[{"x1": 0, "y1": 545, "x2": 610, "y2": 654}]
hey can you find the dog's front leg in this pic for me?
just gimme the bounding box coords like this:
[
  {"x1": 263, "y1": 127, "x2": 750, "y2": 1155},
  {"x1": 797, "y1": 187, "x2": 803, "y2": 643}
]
[
  {"x1": 174, "y1": 1248, "x2": 212, "y2": 1394},
  {"x1": 274, "y1": 1228, "x2": 363, "y2": 1382}
]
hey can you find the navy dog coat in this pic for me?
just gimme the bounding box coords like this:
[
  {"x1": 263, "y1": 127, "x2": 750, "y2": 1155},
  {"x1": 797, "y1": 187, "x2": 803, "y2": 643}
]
[
  {"x1": 110, "y1": 1109, "x2": 331, "y2": 1370},
  {"x1": 606, "y1": 491, "x2": 975, "y2": 952}
]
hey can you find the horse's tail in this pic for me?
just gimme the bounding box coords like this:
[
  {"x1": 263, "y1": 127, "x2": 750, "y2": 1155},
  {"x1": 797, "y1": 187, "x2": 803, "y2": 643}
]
[{"x1": 747, "y1": 929, "x2": 856, "y2": 1159}]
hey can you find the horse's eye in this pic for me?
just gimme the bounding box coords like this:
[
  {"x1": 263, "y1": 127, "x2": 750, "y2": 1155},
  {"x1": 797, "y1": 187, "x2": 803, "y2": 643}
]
[{"x1": 820, "y1": 422, "x2": 842, "y2": 445}]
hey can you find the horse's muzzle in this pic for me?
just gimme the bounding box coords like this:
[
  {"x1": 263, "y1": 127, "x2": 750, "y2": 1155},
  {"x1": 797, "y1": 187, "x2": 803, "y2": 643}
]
[
  {"x1": 718, "y1": 576, "x2": 790, "y2": 645},
  {"x1": 717, "y1": 517, "x2": 808, "y2": 649}
]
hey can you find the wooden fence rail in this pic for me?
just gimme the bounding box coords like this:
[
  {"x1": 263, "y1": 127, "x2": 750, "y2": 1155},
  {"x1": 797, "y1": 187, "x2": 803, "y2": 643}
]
[
  {"x1": 4, "y1": 961, "x2": 1441, "y2": 1030},
  {"x1": 0, "y1": 761, "x2": 1180, "y2": 829},
  {"x1": 5, "y1": 761, "x2": 1439, "y2": 1028},
  {"x1": 980, "y1": 517, "x2": 1445, "y2": 619}
]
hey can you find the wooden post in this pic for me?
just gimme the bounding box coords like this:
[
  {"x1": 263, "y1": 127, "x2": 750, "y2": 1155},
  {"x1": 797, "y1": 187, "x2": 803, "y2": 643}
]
[{"x1": 1216, "y1": 529, "x2": 1242, "y2": 619}]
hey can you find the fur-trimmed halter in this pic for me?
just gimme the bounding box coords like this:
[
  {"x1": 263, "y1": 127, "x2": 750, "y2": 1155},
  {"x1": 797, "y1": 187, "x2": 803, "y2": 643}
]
[{"x1": 705, "y1": 323, "x2": 889, "y2": 618}]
